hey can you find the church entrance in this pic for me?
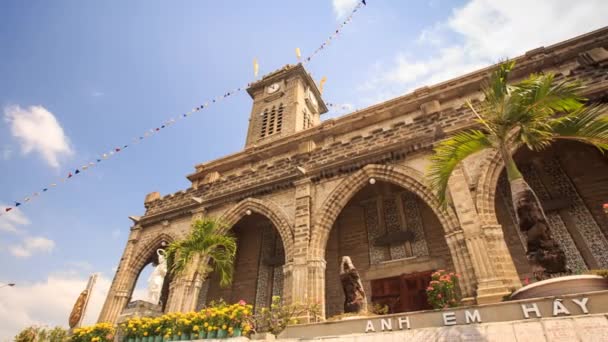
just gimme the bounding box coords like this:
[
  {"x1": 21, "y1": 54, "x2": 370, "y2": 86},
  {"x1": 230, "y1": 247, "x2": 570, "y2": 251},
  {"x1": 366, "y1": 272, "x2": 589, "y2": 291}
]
[{"x1": 370, "y1": 271, "x2": 433, "y2": 314}]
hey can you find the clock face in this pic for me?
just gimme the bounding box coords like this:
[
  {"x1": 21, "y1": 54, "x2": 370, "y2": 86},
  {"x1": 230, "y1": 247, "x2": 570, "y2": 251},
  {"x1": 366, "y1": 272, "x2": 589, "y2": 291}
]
[{"x1": 267, "y1": 83, "x2": 280, "y2": 94}]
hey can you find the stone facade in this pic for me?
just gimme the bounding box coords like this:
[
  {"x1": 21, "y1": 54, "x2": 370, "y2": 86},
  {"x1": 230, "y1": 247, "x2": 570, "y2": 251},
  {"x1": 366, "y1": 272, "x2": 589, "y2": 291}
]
[{"x1": 99, "y1": 27, "x2": 608, "y2": 324}]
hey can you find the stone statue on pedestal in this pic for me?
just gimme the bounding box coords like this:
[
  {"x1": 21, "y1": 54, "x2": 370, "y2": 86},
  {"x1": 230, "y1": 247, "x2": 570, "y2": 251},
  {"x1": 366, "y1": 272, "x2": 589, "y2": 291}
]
[
  {"x1": 340, "y1": 256, "x2": 367, "y2": 314},
  {"x1": 147, "y1": 249, "x2": 167, "y2": 305}
]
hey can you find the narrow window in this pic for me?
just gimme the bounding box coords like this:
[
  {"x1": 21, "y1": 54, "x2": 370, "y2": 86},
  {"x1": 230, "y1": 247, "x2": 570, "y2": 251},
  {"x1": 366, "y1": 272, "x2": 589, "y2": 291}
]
[
  {"x1": 260, "y1": 108, "x2": 269, "y2": 137},
  {"x1": 268, "y1": 105, "x2": 276, "y2": 135},
  {"x1": 277, "y1": 103, "x2": 284, "y2": 133}
]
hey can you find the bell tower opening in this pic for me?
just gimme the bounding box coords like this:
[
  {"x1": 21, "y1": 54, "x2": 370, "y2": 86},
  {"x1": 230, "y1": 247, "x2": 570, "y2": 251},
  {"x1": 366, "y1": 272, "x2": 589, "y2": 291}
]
[{"x1": 244, "y1": 63, "x2": 328, "y2": 147}]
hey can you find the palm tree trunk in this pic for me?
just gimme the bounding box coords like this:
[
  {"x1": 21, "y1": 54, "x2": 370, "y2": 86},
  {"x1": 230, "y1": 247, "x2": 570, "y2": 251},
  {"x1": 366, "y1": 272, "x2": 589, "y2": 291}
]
[{"x1": 501, "y1": 146, "x2": 567, "y2": 279}]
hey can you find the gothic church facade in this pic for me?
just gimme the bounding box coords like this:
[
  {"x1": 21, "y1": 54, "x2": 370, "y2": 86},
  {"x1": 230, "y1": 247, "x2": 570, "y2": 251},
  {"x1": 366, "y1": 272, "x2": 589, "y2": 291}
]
[{"x1": 99, "y1": 27, "x2": 608, "y2": 323}]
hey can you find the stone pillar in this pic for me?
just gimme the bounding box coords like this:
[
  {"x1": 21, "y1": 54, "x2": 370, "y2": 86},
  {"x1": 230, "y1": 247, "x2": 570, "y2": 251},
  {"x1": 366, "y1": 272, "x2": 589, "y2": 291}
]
[
  {"x1": 98, "y1": 225, "x2": 141, "y2": 323},
  {"x1": 448, "y1": 166, "x2": 519, "y2": 304},
  {"x1": 444, "y1": 230, "x2": 476, "y2": 299},
  {"x1": 165, "y1": 208, "x2": 206, "y2": 312},
  {"x1": 307, "y1": 258, "x2": 326, "y2": 321},
  {"x1": 283, "y1": 179, "x2": 320, "y2": 319}
]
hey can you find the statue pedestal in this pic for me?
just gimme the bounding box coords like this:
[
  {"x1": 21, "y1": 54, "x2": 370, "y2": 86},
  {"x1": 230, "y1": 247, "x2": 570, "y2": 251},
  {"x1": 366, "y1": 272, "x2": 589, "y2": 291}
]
[{"x1": 117, "y1": 300, "x2": 163, "y2": 323}]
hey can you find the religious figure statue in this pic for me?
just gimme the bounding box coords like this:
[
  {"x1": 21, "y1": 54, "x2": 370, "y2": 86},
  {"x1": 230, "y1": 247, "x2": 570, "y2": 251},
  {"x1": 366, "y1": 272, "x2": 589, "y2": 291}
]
[
  {"x1": 340, "y1": 256, "x2": 367, "y2": 314},
  {"x1": 147, "y1": 249, "x2": 168, "y2": 305}
]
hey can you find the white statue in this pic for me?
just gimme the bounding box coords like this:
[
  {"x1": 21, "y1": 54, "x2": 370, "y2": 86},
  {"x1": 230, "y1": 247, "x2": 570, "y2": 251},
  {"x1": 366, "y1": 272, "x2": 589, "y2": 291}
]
[{"x1": 147, "y1": 249, "x2": 167, "y2": 305}]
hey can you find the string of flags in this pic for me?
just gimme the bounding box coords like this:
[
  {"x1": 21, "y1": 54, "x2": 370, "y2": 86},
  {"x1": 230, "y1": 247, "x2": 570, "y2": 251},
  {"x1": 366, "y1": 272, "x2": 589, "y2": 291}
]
[
  {"x1": 326, "y1": 102, "x2": 355, "y2": 112},
  {"x1": 0, "y1": 0, "x2": 367, "y2": 217}
]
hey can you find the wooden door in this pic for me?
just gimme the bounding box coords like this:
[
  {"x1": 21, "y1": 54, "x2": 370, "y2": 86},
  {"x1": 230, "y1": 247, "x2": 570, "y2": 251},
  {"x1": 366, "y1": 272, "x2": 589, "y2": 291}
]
[
  {"x1": 400, "y1": 271, "x2": 433, "y2": 312},
  {"x1": 371, "y1": 270, "x2": 433, "y2": 314}
]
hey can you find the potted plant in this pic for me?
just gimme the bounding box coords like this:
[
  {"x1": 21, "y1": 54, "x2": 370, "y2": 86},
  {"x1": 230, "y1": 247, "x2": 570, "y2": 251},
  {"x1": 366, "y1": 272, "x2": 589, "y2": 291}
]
[{"x1": 425, "y1": 270, "x2": 461, "y2": 309}]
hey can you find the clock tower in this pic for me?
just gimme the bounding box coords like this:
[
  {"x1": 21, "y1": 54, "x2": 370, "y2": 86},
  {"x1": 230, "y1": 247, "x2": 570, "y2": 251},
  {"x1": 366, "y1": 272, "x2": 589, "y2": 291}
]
[{"x1": 244, "y1": 63, "x2": 328, "y2": 147}]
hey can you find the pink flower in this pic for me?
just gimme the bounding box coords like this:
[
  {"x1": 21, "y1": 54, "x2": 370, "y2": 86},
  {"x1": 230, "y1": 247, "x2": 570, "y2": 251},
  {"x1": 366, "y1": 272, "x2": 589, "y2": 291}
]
[
  {"x1": 437, "y1": 294, "x2": 442, "y2": 299},
  {"x1": 238, "y1": 300, "x2": 246, "y2": 305},
  {"x1": 426, "y1": 287, "x2": 433, "y2": 291},
  {"x1": 524, "y1": 277, "x2": 530, "y2": 285}
]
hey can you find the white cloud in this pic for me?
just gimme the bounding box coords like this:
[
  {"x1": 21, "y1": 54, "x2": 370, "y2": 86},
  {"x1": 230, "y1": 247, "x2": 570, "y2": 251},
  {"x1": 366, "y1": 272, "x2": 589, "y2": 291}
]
[
  {"x1": 9, "y1": 236, "x2": 55, "y2": 258},
  {"x1": 365, "y1": 0, "x2": 608, "y2": 101},
  {"x1": 0, "y1": 204, "x2": 29, "y2": 234},
  {"x1": 0, "y1": 272, "x2": 146, "y2": 341},
  {"x1": 3, "y1": 105, "x2": 73, "y2": 168},
  {"x1": 91, "y1": 91, "x2": 104, "y2": 97},
  {"x1": 332, "y1": 0, "x2": 358, "y2": 19},
  {"x1": 0, "y1": 273, "x2": 107, "y2": 341}
]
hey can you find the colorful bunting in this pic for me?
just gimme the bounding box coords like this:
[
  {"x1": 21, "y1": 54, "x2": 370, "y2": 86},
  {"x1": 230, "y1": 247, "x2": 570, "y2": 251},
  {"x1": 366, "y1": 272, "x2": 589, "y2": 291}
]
[{"x1": 0, "y1": 0, "x2": 367, "y2": 217}]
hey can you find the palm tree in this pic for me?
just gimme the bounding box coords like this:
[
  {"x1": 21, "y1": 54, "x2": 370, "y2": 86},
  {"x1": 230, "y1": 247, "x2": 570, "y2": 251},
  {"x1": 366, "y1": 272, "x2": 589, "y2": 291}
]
[
  {"x1": 165, "y1": 218, "x2": 237, "y2": 287},
  {"x1": 427, "y1": 61, "x2": 608, "y2": 279}
]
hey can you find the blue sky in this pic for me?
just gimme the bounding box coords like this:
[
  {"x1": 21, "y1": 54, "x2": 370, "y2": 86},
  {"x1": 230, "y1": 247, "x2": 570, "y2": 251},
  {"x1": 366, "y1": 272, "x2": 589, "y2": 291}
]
[{"x1": 0, "y1": 0, "x2": 606, "y2": 339}]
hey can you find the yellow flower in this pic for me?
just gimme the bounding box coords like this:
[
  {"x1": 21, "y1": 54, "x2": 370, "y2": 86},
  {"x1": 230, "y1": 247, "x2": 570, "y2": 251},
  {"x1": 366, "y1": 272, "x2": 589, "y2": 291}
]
[
  {"x1": 193, "y1": 325, "x2": 200, "y2": 332},
  {"x1": 222, "y1": 325, "x2": 227, "y2": 330},
  {"x1": 143, "y1": 332, "x2": 148, "y2": 336},
  {"x1": 204, "y1": 322, "x2": 209, "y2": 327},
  {"x1": 207, "y1": 326, "x2": 213, "y2": 332}
]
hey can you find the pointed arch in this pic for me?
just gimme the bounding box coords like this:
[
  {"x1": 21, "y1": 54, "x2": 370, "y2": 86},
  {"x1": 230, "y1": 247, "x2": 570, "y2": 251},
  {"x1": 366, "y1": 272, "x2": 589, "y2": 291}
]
[
  {"x1": 219, "y1": 197, "x2": 294, "y2": 262},
  {"x1": 129, "y1": 232, "x2": 177, "y2": 277},
  {"x1": 310, "y1": 164, "x2": 461, "y2": 258},
  {"x1": 475, "y1": 149, "x2": 504, "y2": 226}
]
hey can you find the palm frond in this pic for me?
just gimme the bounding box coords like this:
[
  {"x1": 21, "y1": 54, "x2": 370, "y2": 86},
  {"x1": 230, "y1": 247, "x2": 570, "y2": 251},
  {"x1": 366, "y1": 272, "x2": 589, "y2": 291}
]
[
  {"x1": 506, "y1": 74, "x2": 585, "y2": 125},
  {"x1": 549, "y1": 104, "x2": 608, "y2": 151},
  {"x1": 165, "y1": 218, "x2": 237, "y2": 288},
  {"x1": 427, "y1": 130, "x2": 494, "y2": 205},
  {"x1": 483, "y1": 60, "x2": 515, "y2": 110}
]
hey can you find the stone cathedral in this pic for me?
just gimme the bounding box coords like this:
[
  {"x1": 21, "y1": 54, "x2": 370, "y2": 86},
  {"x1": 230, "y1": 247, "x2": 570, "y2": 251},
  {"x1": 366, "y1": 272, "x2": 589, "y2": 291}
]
[{"x1": 99, "y1": 27, "x2": 608, "y2": 324}]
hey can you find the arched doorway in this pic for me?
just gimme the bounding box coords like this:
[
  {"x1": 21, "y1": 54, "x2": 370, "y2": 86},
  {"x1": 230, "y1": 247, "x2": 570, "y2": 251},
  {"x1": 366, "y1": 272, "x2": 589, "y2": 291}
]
[
  {"x1": 324, "y1": 180, "x2": 456, "y2": 317},
  {"x1": 197, "y1": 213, "x2": 286, "y2": 312},
  {"x1": 128, "y1": 249, "x2": 173, "y2": 311},
  {"x1": 492, "y1": 141, "x2": 608, "y2": 281}
]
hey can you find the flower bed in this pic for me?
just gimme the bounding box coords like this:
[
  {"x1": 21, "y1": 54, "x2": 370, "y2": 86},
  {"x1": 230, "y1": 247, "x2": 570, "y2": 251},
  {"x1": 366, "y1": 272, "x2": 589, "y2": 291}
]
[
  {"x1": 118, "y1": 300, "x2": 253, "y2": 341},
  {"x1": 71, "y1": 323, "x2": 115, "y2": 342}
]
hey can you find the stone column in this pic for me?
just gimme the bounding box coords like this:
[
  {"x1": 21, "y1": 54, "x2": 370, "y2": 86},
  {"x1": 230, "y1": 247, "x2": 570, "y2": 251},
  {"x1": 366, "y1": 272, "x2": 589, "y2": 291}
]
[
  {"x1": 283, "y1": 179, "x2": 320, "y2": 319},
  {"x1": 98, "y1": 225, "x2": 142, "y2": 323},
  {"x1": 307, "y1": 258, "x2": 326, "y2": 321},
  {"x1": 448, "y1": 166, "x2": 520, "y2": 304},
  {"x1": 165, "y1": 208, "x2": 206, "y2": 312}
]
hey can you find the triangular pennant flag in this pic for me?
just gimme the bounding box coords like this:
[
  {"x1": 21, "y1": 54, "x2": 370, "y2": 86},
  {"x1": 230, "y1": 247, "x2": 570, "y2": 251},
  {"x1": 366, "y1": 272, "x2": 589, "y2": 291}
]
[
  {"x1": 5, "y1": 207, "x2": 11, "y2": 212},
  {"x1": 15, "y1": 202, "x2": 21, "y2": 207},
  {"x1": 115, "y1": 148, "x2": 121, "y2": 152},
  {"x1": 24, "y1": 197, "x2": 30, "y2": 202},
  {"x1": 51, "y1": 183, "x2": 57, "y2": 187},
  {"x1": 295, "y1": 47, "x2": 302, "y2": 61},
  {"x1": 43, "y1": 188, "x2": 48, "y2": 192},
  {"x1": 75, "y1": 169, "x2": 80, "y2": 174},
  {"x1": 319, "y1": 76, "x2": 328, "y2": 94},
  {"x1": 253, "y1": 58, "x2": 259, "y2": 78},
  {"x1": 33, "y1": 192, "x2": 39, "y2": 196},
  {"x1": 68, "y1": 172, "x2": 73, "y2": 178}
]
